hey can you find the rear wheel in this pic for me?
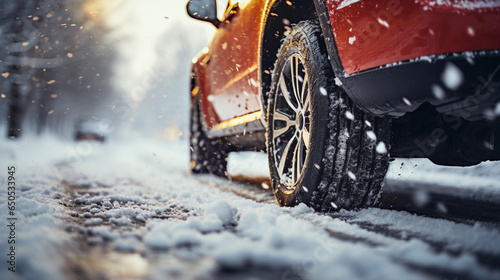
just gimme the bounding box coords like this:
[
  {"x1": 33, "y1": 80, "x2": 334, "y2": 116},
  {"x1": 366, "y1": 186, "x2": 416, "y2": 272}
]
[
  {"x1": 266, "y1": 21, "x2": 391, "y2": 211},
  {"x1": 190, "y1": 97, "x2": 229, "y2": 177}
]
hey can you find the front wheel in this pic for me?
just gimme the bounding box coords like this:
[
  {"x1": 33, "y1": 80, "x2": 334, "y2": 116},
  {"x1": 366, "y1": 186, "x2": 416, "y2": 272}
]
[{"x1": 266, "y1": 21, "x2": 391, "y2": 211}]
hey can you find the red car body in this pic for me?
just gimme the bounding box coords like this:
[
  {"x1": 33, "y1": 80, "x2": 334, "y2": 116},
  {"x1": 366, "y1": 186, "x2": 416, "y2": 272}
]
[
  {"x1": 187, "y1": 0, "x2": 500, "y2": 209},
  {"x1": 332, "y1": 0, "x2": 500, "y2": 74},
  {"x1": 192, "y1": 0, "x2": 500, "y2": 131}
]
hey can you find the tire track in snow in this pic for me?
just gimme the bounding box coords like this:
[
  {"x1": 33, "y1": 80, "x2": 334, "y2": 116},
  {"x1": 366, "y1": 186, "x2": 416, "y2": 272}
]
[
  {"x1": 197, "y1": 174, "x2": 500, "y2": 280},
  {"x1": 299, "y1": 211, "x2": 500, "y2": 280}
]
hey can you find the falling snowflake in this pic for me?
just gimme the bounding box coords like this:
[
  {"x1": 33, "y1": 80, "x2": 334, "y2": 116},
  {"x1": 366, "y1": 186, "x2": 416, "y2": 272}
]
[
  {"x1": 250, "y1": 78, "x2": 258, "y2": 87},
  {"x1": 334, "y1": 77, "x2": 343, "y2": 86},
  {"x1": 442, "y1": 63, "x2": 464, "y2": 90},
  {"x1": 345, "y1": 111, "x2": 354, "y2": 120},
  {"x1": 436, "y1": 202, "x2": 448, "y2": 213},
  {"x1": 467, "y1": 26, "x2": 475, "y2": 36},
  {"x1": 495, "y1": 102, "x2": 500, "y2": 116},
  {"x1": 403, "y1": 97, "x2": 412, "y2": 106},
  {"x1": 366, "y1": 131, "x2": 377, "y2": 141},
  {"x1": 348, "y1": 36, "x2": 356, "y2": 45},
  {"x1": 431, "y1": 84, "x2": 446, "y2": 100},
  {"x1": 376, "y1": 142, "x2": 387, "y2": 154},
  {"x1": 377, "y1": 18, "x2": 389, "y2": 28}
]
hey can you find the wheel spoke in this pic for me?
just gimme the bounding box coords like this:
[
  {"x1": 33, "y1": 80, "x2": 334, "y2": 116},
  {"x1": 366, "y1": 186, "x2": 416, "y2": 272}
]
[
  {"x1": 273, "y1": 127, "x2": 290, "y2": 139},
  {"x1": 274, "y1": 110, "x2": 294, "y2": 122},
  {"x1": 279, "y1": 76, "x2": 298, "y2": 112},
  {"x1": 273, "y1": 111, "x2": 295, "y2": 138},
  {"x1": 277, "y1": 135, "x2": 297, "y2": 176},
  {"x1": 303, "y1": 89, "x2": 311, "y2": 113},
  {"x1": 293, "y1": 135, "x2": 303, "y2": 182},
  {"x1": 292, "y1": 56, "x2": 302, "y2": 107},
  {"x1": 290, "y1": 57, "x2": 298, "y2": 106},
  {"x1": 302, "y1": 126, "x2": 310, "y2": 149},
  {"x1": 301, "y1": 72, "x2": 308, "y2": 106}
]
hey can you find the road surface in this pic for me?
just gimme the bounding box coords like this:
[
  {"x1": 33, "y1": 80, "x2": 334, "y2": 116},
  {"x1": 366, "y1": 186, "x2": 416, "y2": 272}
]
[{"x1": 1, "y1": 137, "x2": 499, "y2": 280}]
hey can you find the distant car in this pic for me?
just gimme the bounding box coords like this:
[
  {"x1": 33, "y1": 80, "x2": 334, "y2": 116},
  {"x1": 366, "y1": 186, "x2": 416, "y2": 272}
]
[
  {"x1": 74, "y1": 117, "x2": 110, "y2": 142},
  {"x1": 186, "y1": 0, "x2": 500, "y2": 211}
]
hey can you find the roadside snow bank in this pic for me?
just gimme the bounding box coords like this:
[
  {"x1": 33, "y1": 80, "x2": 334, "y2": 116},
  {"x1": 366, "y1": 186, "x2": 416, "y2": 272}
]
[
  {"x1": 0, "y1": 171, "x2": 71, "y2": 280},
  {"x1": 386, "y1": 158, "x2": 500, "y2": 202},
  {"x1": 227, "y1": 151, "x2": 270, "y2": 178}
]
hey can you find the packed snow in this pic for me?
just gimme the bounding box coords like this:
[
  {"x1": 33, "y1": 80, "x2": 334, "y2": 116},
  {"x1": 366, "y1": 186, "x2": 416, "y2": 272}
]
[{"x1": 227, "y1": 152, "x2": 269, "y2": 179}]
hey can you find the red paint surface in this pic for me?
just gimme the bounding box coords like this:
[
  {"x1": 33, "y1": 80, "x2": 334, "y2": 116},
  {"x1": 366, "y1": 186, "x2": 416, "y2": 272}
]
[
  {"x1": 194, "y1": 0, "x2": 500, "y2": 127},
  {"x1": 194, "y1": 1, "x2": 265, "y2": 128},
  {"x1": 327, "y1": 0, "x2": 500, "y2": 74}
]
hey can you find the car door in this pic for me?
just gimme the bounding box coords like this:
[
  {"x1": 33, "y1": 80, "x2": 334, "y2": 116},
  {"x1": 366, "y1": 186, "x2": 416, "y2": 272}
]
[{"x1": 201, "y1": 0, "x2": 262, "y2": 128}]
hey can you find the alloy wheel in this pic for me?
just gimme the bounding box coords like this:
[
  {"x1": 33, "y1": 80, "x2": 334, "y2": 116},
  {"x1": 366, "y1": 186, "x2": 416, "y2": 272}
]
[{"x1": 271, "y1": 54, "x2": 311, "y2": 189}]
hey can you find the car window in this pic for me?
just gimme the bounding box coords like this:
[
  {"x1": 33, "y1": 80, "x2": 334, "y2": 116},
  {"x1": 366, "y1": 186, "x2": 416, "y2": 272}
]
[
  {"x1": 221, "y1": 1, "x2": 252, "y2": 20},
  {"x1": 217, "y1": 0, "x2": 231, "y2": 20},
  {"x1": 234, "y1": 0, "x2": 251, "y2": 9}
]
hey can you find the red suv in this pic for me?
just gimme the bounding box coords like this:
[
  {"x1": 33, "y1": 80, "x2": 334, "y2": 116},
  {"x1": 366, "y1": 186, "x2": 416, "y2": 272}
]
[{"x1": 186, "y1": 0, "x2": 500, "y2": 211}]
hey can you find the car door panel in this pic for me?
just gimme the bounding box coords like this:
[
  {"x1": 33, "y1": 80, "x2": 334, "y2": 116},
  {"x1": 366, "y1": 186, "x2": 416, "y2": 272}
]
[{"x1": 201, "y1": 0, "x2": 263, "y2": 128}]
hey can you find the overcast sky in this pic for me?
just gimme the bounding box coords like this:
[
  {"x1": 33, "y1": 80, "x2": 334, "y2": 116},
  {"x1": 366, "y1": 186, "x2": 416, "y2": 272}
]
[{"x1": 104, "y1": 0, "x2": 215, "y2": 101}]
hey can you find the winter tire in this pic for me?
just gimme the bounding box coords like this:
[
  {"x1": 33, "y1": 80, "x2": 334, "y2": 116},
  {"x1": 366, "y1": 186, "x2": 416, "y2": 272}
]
[
  {"x1": 267, "y1": 21, "x2": 391, "y2": 211},
  {"x1": 190, "y1": 93, "x2": 229, "y2": 177}
]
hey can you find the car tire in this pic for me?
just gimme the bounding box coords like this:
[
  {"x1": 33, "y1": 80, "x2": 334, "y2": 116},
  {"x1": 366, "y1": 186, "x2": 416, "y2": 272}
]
[
  {"x1": 266, "y1": 20, "x2": 391, "y2": 211},
  {"x1": 190, "y1": 97, "x2": 229, "y2": 177}
]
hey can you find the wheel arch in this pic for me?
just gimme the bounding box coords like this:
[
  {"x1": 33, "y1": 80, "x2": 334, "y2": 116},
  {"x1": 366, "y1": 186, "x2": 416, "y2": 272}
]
[{"x1": 260, "y1": 0, "x2": 318, "y2": 118}]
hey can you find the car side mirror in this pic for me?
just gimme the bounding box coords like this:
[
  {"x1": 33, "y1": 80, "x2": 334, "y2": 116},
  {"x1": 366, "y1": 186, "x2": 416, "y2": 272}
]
[{"x1": 186, "y1": 0, "x2": 221, "y2": 28}]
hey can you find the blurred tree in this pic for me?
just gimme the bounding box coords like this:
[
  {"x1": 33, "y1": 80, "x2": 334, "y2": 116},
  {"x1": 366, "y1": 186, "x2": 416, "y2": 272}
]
[
  {"x1": 0, "y1": 0, "x2": 116, "y2": 139},
  {"x1": 0, "y1": 1, "x2": 40, "y2": 138},
  {"x1": 129, "y1": 16, "x2": 212, "y2": 139}
]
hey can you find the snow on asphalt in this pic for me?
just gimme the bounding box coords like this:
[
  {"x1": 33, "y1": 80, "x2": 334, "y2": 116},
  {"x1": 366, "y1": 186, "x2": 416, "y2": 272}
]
[{"x1": 1, "y1": 136, "x2": 500, "y2": 280}]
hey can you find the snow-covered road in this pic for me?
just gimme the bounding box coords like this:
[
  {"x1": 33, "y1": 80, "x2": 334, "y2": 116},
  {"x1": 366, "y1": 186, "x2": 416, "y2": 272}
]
[{"x1": 1, "y1": 137, "x2": 500, "y2": 280}]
